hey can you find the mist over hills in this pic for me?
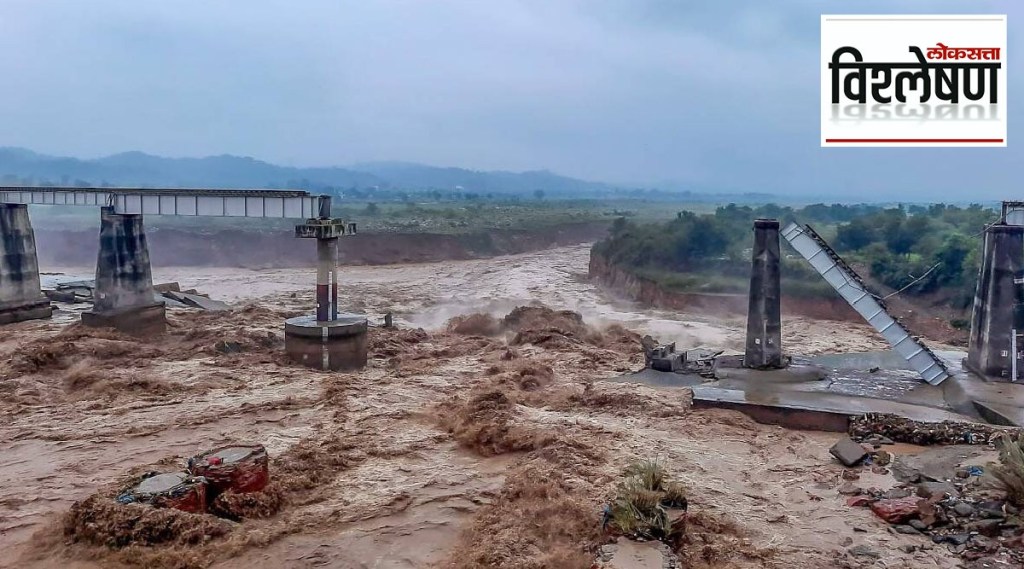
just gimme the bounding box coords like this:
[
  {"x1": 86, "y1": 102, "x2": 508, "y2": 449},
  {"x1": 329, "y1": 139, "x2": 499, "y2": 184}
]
[{"x1": 0, "y1": 147, "x2": 633, "y2": 198}]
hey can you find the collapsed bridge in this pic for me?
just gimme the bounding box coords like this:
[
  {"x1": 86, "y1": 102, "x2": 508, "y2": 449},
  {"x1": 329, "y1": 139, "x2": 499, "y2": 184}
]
[{"x1": 0, "y1": 186, "x2": 366, "y2": 370}]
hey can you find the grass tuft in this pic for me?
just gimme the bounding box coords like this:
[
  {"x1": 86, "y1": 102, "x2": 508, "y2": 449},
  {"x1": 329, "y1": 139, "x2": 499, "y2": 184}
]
[
  {"x1": 993, "y1": 434, "x2": 1024, "y2": 506},
  {"x1": 607, "y1": 459, "x2": 687, "y2": 540}
]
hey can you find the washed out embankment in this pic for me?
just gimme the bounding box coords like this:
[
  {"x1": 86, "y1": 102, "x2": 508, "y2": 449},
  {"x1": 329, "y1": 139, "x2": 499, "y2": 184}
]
[{"x1": 33, "y1": 220, "x2": 610, "y2": 268}]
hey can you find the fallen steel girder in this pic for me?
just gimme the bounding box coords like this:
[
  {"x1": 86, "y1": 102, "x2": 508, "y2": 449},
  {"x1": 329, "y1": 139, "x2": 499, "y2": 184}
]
[{"x1": 781, "y1": 222, "x2": 950, "y2": 385}]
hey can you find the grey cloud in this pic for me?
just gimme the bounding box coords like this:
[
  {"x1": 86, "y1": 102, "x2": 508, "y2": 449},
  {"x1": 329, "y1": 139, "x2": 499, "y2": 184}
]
[{"x1": 0, "y1": 0, "x2": 1019, "y2": 200}]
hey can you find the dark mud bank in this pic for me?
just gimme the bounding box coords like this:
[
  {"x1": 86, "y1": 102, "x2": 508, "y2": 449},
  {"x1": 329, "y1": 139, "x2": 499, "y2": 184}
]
[
  {"x1": 36, "y1": 221, "x2": 611, "y2": 268},
  {"x1": 589, "y1": 251, "x2": 860, "y2": 322}
]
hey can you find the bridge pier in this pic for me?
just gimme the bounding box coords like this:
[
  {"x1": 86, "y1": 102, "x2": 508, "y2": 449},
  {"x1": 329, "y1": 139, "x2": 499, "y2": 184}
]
[
  {"x1": 0, "y1": 203, "x2": 52, "y2": 324},
  {"x1": 744, "y1": 219, "x2": 784, "y2": 369},
  {"x1": 285, "y1": 201, "x2": 366, "y2": 371},
  {"x1": 966, "y1": 224, "x2": 1024, "y2": 381},
  {"x1": 82, "y1": 207, "x2": 165, "y2": 335}
]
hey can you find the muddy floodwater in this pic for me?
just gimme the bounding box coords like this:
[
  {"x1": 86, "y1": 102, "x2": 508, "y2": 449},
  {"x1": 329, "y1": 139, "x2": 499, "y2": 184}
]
[
  {"x1": 1, "y1": 244, "x2": 968, "y2": 569},
  {"x1": 47, "y1": 244, "x2": 897, "y2": 355}
]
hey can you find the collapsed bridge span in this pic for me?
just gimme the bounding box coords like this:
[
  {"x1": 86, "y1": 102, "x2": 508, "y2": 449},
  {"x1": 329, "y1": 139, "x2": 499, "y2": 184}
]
[{"x1": 781, "y1": 222, "x2": 951, "y2": 385}]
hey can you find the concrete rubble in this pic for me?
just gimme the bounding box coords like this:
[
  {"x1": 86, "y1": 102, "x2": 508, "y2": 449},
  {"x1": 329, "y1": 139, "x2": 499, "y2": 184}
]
[
  {"x1": 40, "y1": 276, "x2": 229, "y2": 312},
  {"x1": 833, "y1": 424, "x2": 1024, "y2": 566},
  {"x1": 830, "y1": 436, "x2": 870, "y2": 467}
]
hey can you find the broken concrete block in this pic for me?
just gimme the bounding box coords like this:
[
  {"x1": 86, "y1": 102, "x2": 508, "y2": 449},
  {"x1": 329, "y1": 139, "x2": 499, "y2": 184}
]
[
  {"x1": 177, "y1": 292, "x2": 229, "y2": 311},
  {"x1": 830, "y1": 437, "x2": 868, "y2": 467},
  {"x1": 154, "y1": 282, "x2": 181, "y2": 293},
  {"x1": 163, "y1": 291, "x2": 229, "y2": 311},
  {"x1": 156, "y1": 293, "x2": 189, "y2": 308},
  {"x1": 44, "y1": 290, "x2": 78, "y2": 303}
]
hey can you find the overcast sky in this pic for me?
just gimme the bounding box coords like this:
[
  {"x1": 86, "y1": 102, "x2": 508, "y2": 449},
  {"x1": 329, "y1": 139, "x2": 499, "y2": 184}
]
[{"x1": 0, "y1": 1, "x2": 1018, "y2": 199}]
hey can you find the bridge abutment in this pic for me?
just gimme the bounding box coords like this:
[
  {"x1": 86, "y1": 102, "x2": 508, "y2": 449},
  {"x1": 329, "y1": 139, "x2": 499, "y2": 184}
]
[
  {"x1": 82, "y1": 207, "x2": 165, "y2": 335},
  {"x1": 0, "y1": 203, "x2": 52, "y2": 323}
]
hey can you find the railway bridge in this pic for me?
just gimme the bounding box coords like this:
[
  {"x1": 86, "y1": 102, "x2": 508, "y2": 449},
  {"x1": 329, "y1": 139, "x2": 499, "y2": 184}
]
[{"x1": 0, "y1": 186, "x2": 365, "y2": 370}]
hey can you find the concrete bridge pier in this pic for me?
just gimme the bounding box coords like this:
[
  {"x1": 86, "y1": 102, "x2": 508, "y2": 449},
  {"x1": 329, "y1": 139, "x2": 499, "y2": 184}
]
[
  {"x1": 966, "y1": 224, "x2": 1024, "y2": 381},
  {"x1": 82, "y1": 207, "x2": 165, "y2": 335},
  {"x1": 744, "y1": 219, "x2": 784, "y2": 369},
  {"x1": 285, "y1": 198, "x2": 367, "y2": 371},
  {"x1": 0, "y1": 203, "x2": 52, "y2": 323}
]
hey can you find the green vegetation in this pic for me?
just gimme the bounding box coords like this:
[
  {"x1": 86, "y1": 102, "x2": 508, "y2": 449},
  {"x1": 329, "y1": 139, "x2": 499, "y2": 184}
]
[
  {"x1": 993, "y1": 434, "x2": 1024, "y2": 507},
  {"x1": 833, "y1": 204, "x2": 994, "y2": 308},
  {"x1": 607, "y1": 459, "x2": 687, "y2": 540},
  {"x1": 593, "y1": 203, "x2": 999, "y2": 307}
]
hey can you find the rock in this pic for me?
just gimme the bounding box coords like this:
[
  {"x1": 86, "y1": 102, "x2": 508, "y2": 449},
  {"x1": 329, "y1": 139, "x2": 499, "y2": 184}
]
[
  {"x1": 847, "y1": 496, "x2": 873, "y2": 507},
  {"x1": 882, "y1": 488, "x2": 911, "y2": 500},
  {"x1": 970, "y1": 535, "x2": 999, "y2": 552},
  {"x1": 893, "y1": 524, "x2": 920, "y2": 535},
  {"x1": 599, "y1": 543, "x2": 618, "y2": 562},
  {"x1": 848, "y1": 545, "x2": 880, "y2": 558},
  {"x1": 946, "y1": 534, "x2": 970, "y2": 546},
  {"x1": 840, "y1": 536, "x2": 853, "y2": 547},
  {"x1": 952, "y1": 502, "x2": 975, "y2": 517},
  {"x1": 891, "y1": 460, "x2": 922, "y2": 484},
  {"x1": 916, "y1": 496, "x2": 944, "y2": 527},
  {"x1": 874, "y1": 450, "x2": 892, "y2": 466},
  {"x1": 838, "y1": 482, "x2": 864, "y2": 496},
  {"x1": 909, "y1": 519, "x2": 929, "y2": 531},
  {"x1": 955, "y1": 467, "x2": 970, "y2": 479},
  {"x1": 842, "y1": 470, "x2": 860, "y2": 481},
  {"x1": 900, "y1": 544, "x2": 917, "y2": 553},
  {"x1": 871, "y1": 466, "x2": 889, "y2": 475},
  {"x1": 916, "y1": 481, "x2": 958, "y2": 500},
  {"x1": 966, "y1": 519, "x2": 1002, "y2": 537},
  {"x1": 831, "y1": 437, "x2": 869, "y2": 467},
  {"x1": 870, "y1": 497, "x2": 921, "y2": 524},
  {"x1": 975, "y1": 501, "x2": 1006, "y2": 519}
]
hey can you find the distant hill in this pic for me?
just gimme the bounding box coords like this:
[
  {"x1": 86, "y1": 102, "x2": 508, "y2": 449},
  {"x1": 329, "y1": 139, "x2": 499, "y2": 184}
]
[
  {"x1": 0, "y1": 148, "x2": 380, "y2": 190},
  {"x1": 0, "y1": 148, "x2": 622, "y2": 197},
  {"x1": 351, "y1": 161, "x2": 618, "y2": 196}
]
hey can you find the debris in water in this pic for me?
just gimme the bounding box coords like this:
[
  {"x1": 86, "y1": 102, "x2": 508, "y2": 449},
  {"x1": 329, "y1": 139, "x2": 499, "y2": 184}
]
[
  {"x1": 188, "y1": 444, "x2": 270, "y2": 495},
  {"x1": 850, "y1": 413, "x2": 1021, "y2": 446},
  {"x1": 116, "y1": 471, "x2": 208, "y2": 513}
]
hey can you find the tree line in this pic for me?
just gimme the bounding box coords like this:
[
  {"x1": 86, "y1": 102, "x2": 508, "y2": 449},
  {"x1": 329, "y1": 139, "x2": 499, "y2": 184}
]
[{"x1": 592, "y1": 202, "x2": 998, "y2": 308}]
